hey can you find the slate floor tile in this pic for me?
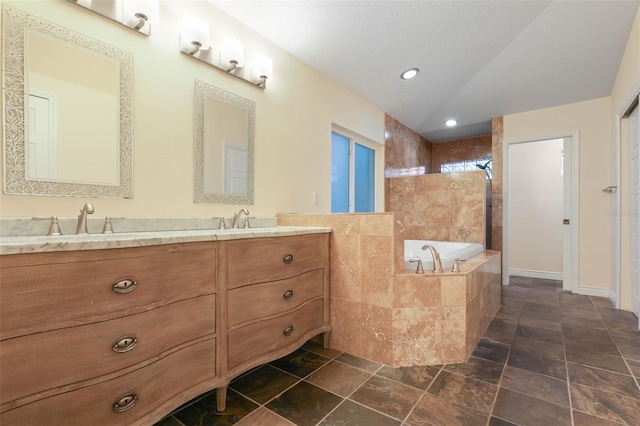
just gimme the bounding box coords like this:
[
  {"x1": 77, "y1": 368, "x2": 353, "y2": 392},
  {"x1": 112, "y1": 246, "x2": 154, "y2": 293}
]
[
  {"x1": 570, "y1": 382, "x2": 640, "y2": 425},
  {"x1": 406, "y1": 393, "x2": 488, "y2": 426},
  {"x1": 349, "y1": 375, "x2": 422, "y2": 421},
  {"x1": 427, "y1": 370, "x2": 498, "y2": 414},
  {"x1": 492, "y1": 388, "x2": 571, "y2": 426},
  {"x1": 266, "y1": 381, "x2": 342, "y2": 426},
  {"x1": 318, "y1": 399, "x2": 400, "y2": 426}
]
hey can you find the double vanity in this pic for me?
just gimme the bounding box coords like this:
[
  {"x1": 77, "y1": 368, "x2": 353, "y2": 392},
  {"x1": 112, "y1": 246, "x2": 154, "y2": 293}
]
[{"x1": 0, "y1": 226, "x2": 331, "y2": 425}]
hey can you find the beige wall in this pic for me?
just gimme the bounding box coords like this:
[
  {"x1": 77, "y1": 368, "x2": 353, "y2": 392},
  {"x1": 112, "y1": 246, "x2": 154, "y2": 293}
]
[
  {"x1": 508, "y1": 138, "x2": 563, "y2": 276},
  {"x1": 612, "y1": 7, "x2": 640, "y2": 310},
  {"x1": 0, "y1": 0, "x2": 385, "y2": 218},
  {"x1": 504, "y1": 97, "x2": 612, "y2": 292}
]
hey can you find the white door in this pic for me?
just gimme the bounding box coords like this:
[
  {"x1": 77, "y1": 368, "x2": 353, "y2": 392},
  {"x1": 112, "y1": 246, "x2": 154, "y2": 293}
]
[
  {"x1": 224, "y1": 142, "x2": 247, "y2": 195},
  {"x1": 27, "y1": 93, "x2": 57, "y2": 180},
  {"x1": 630, "y1": 104, "x2": 640, "y2": 322}
]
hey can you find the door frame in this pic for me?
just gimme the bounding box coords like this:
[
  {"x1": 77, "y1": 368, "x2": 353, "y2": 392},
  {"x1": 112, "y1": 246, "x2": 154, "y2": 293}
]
[
  {"x1": 503, "y1": 131, "x2": 580, "y2": 293},
  {"x1": 614, "y1": 81, "x2": 640, "y2": 311}
]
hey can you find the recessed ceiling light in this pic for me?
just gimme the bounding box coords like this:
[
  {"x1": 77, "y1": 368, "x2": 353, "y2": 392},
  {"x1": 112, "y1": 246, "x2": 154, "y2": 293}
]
[
  {"x1": 445, "y1": 119, "x2": 458, "y2": 127},
  {"x1": 400, "y1": 68, "x2": 419, "y2": 80}
]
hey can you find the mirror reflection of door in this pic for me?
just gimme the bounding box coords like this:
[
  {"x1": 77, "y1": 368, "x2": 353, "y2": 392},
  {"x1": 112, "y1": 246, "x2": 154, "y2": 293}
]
[
  {"x1": 26, "y1": 30, "x2": 120, "y2": 186},
  {"x1": 202, "y1": 94, "x2": 248, "y2": 195},
  {"x1": 224, "y1": 142, "x2": 247, "y2": 195},
  {"x1": 27, "y1": 90, "x2": 58, "y2": 180}
]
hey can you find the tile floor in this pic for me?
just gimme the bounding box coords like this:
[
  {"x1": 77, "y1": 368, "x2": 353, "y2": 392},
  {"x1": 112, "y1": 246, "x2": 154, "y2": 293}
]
[{"x1": 156, "y1": 277, "x2": 640, "y2": 426}]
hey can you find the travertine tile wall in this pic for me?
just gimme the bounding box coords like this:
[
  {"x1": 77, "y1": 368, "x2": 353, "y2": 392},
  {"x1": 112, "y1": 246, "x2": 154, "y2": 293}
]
[
  {"x1": 491, "y1": 116, "x2": 504, "y2": 251},
  {"x1": 431, "y1": 134, "x2": 492, "y2": 173},
  {"x1": 384, "y1": 115, "x2": 433, "y2": 211},
  {"x1": 387, "y1": 171, "x2": 486, "y2": 245},
  {"x1": 278, "y1": 213, "x2": 398, "y2": 364},
  {"x1": 384, "y1": 115, "x2": 433, "y2": 176},
  {"x1": 278, "y1": 213, "x2": 501, "y2": 367}
]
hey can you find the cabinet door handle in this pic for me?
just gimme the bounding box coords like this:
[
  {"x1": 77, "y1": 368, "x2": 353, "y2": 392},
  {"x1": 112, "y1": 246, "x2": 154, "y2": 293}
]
[
  {"x1": 283, "y1": 290, "x2": 295, "y2": 300},
  {"x1": 112, "y1": 277, "x2": 137, "y2": 294},
  {"x1": 283, "y1": 254, "x2": 294, "y2": 264},
  {"x1": 113, "y1": 393, "x2": 138, "y2": 413},
  {"x1": 283, "y1": 325, "x2": 295, "y2": 336},
  {"x1": 112, "y1": 335, "x2": 138, "y2": 353}
]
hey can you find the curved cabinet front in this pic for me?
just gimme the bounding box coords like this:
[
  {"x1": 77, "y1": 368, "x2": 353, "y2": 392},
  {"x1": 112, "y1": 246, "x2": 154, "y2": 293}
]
[
  {"x1": 228, "y1": 298, "x2": 325, "y2": 371},
  {"x1": 0, "y1": 337, "x2": 216, "y2": 426},
  {"x1": 1, "y1": 295, "x2": 215, "y2": 410}
]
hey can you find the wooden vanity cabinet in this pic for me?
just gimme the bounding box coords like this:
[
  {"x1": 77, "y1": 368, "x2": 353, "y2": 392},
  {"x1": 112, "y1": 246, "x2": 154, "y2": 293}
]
[
  {"x1": 0, "y1": 242, "x2": 219, "y2": 426},
  {"x1": 218, "y1": 233, "x2": 331, "y2": 410},
  {"x1": 0, "y1": 231, "x2": 331, "y2": 423}
]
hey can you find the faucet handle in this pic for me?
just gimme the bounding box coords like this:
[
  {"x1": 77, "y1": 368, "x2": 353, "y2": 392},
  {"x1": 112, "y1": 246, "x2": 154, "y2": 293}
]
[
  {"x1": 243, "y1": 217, "x2": 250, "y2": 229},
  {"x1": 409, "y1": 258, "x2": 424, "y2": 274},
  {"x1": 102, "y1": 216, "x2": 124, "y2": 234},
  {"x1": 451, "y1": 258, "x2": 466, "y2": 273},
  {"x1": 219, "y1": 217, "x2": 227, "y2": 230},
  {"x1": 32, "y1": 216, "x2": 62, "y2": 236}
]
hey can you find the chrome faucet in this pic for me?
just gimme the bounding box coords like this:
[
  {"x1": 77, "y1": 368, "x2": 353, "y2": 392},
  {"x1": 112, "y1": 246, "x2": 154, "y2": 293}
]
[
  {"x1": 231, "y1": 208, "x2": 249, "y2": 229},
  {"x1": 421, "y1": 244, "x2": 443, "y2": 273},
  {"x1": 75, "y1": 202, "x2": 95, "y2": 234}
]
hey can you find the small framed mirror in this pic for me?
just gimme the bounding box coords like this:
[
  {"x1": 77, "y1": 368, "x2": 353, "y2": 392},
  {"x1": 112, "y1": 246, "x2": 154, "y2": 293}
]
[
  {"x1": 193, "y1": 80, "x2": 255, "y2": 204},
  {"x1": 2, "y1": 5, "x2": 133, "y2": 198}
]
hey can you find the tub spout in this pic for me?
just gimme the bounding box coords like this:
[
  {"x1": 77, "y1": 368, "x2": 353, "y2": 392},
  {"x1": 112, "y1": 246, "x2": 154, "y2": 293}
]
[{"x1": 421, "y1": 244, "x2": 443, "y2": 273}]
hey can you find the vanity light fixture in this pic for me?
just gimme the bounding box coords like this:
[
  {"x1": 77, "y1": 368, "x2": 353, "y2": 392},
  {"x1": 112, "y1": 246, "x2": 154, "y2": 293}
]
[
  {"x1": 122, "y1": 0, "x2": 159, "y2": 33},
  {"x1": 445, "y1": 118, "x2": 458, "y2": 127},
  {"x1": 400, "y1": 67, "x2": 419, "y2": 80},
  {"x1": 179, "y1": 17, "x2": 272, "y2": 90},
  {"x1": 220, "y1": 36, "x2": 244, "y2": 73},
  {"x1": 252, "y1": 55, "x2": 273, "y2": 89},
  {"x1": 180, "y1": 15, "x2": 210, "y2": 56},
  {"x1": 66, "y1": 0, "x2": 158, "y2": 36}
]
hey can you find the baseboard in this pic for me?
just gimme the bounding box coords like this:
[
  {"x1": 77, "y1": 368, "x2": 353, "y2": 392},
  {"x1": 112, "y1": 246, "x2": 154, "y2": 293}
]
[
  {"x1": 608, "y1": 289, "x2": 619, "y2": 308},
  {"x1": 509, "y1": 269, "x2": 562, "y2": 281},
  {"x1": 577, "y1": 286, "x2": 611, "y2": 298}
]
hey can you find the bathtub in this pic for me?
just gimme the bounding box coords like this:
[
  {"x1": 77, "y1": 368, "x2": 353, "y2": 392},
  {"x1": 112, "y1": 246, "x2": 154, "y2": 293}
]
[{"x1": 404, "y1": 240, "x2": 484, "y2": 271}]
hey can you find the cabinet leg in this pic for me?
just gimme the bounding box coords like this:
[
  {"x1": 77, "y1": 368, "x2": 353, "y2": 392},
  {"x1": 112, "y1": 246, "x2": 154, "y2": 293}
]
[
  {"x1": 322, "y1": 331, "x2": 330, "y2": 349},
  {"x1": 216, "y1": 387, "x2": 227, "y2": 412}
]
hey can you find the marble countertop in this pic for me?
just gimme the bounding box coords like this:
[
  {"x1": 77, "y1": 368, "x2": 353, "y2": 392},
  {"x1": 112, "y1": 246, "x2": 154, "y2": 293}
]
[{"x1": 0, "y1": 226, "x2": 331, "y2": 255}]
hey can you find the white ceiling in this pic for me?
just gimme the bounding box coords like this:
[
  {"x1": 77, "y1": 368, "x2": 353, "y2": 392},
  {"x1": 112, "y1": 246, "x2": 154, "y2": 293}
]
[{"x1": 211, "y1": 0, "x2": 639, "y2": 142}]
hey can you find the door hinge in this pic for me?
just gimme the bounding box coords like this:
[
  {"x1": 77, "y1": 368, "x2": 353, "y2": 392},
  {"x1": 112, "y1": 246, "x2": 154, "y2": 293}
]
[{"x1": 563, "y1": 219, "x2": 570, "y2": 225}]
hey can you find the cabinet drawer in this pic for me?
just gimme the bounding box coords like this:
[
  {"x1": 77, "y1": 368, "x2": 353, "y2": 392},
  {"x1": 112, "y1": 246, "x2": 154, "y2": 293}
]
[
  {"x1": 1, "y1": 295, "x2": 215, "y2": 409},
  {"x1": 227, "y1": 234, "x2": 327, "y2": 288},
  {"x1": 0, "y1": 243, "x2": 216, "y2": 339},
  {"x1": 228, "y1": 269, "x2": 324, "y2": 328},
  {"x1": 0, "y1": 337, "x2": 216, "y2": 426},
  {"x1": 228, "y1": 299, "x2": 324, "y2": 370}
]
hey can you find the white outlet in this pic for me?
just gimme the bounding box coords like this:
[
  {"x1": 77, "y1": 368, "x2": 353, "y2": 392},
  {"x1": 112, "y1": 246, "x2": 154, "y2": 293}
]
[{"x1": 312, "y1": 192, "x2": 319, "y2": 205}]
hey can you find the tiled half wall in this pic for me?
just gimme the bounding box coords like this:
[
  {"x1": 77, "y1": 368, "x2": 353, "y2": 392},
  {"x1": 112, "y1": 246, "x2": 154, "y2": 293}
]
[
  {"x1": 278, "y1": 213, "x2": 501, "y2": 367},
  {"x1": 388, "y1": 171, "x2": 486, "y2": 246}
]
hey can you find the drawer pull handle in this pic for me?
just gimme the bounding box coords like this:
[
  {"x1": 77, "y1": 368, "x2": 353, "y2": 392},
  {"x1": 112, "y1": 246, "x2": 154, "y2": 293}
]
[
  {"x1": 283, "y1": 254, "x2": 295, "y2": 264},
  {"x1": 113, "y1": 277, "x2": 137, "y2": 294},
  {"x1": 283, "y1": 290, "x2": 295, "y2": 300},
  {"x1": 112, "y1": 335, "x2": 138, "y2": 353},
  {"x1": 113, "y1": 393, "x2": 138, "y2": 413},
  {"x1": 283, "y1": 325, "x2": 295, "y2": 336}
]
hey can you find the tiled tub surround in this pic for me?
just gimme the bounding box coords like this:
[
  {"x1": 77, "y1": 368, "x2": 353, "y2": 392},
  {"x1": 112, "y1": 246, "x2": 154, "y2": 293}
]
[
  {"x1": 388, "y1": 171, "x2": 486, "y2": 245},
  {"x1": 278, "y1": 213, "x2": 501, "y2": 366}
]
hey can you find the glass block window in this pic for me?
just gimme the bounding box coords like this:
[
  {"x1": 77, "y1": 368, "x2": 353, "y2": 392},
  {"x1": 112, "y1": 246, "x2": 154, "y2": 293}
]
[{"x1": 441, "y1": 157, "x2": 492, "y2": 179}]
